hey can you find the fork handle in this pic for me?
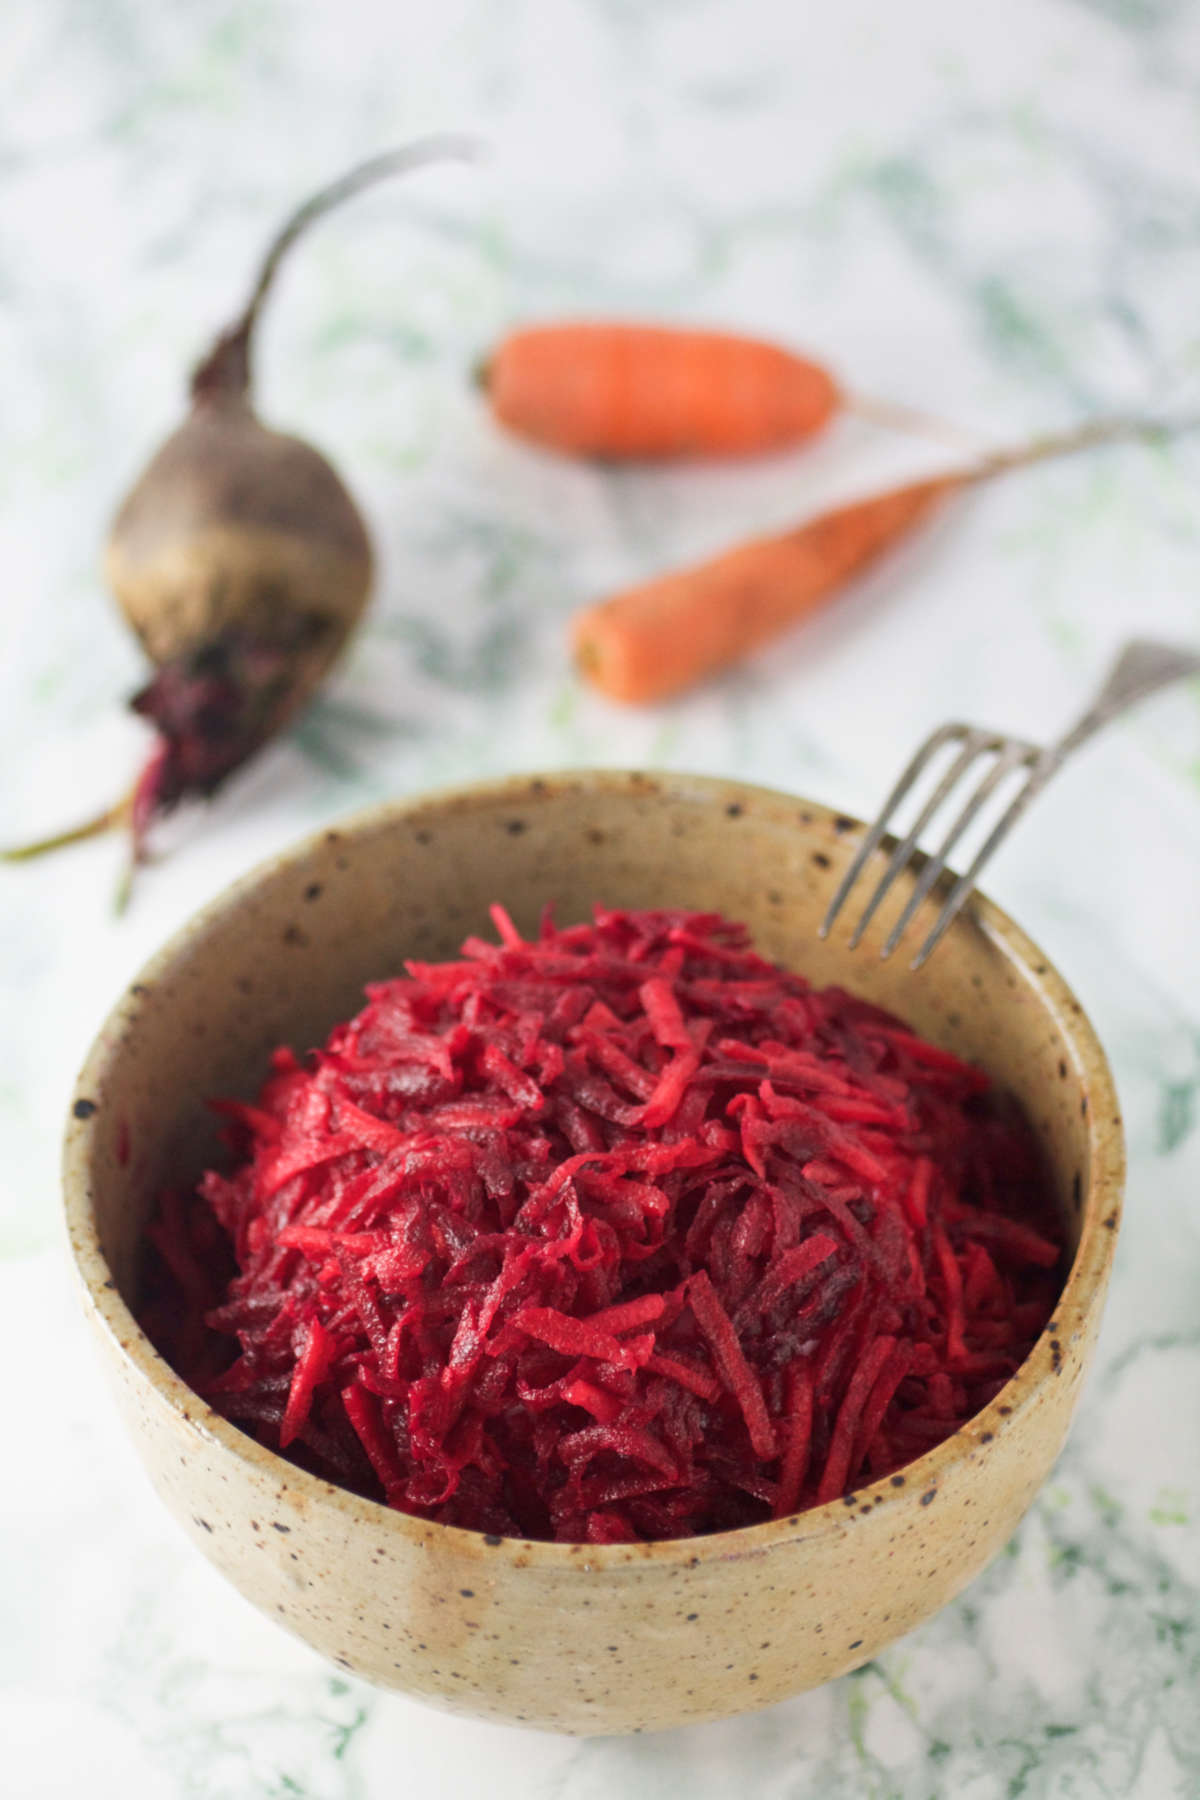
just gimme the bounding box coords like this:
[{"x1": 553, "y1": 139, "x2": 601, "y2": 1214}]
[
  {"x1": 1055, "y1": 637, "x2": 1200, "y2": 759},
  {"x1": 905, "y1": 635, "x2": 1200, "y2": 969}
]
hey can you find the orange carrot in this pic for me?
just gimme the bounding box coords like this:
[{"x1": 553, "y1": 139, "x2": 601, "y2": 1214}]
[
  {"x1": 571, "y1": 415, "x2": 1180, "y2": 704},
  {"x1": 575, "y1": 476, "x2": 952, "y2": 703},
  {"x1": 482, "y1": 322, "x2": 975, "y2": 460},
  {"x1": 483, "y1": 322, "x2": 841, "y2": 459}
]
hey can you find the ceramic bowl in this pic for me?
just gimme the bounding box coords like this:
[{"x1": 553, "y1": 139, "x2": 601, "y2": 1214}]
[{"x1": 63, "y1": 771, "x2": 1123, "y2": 1735}]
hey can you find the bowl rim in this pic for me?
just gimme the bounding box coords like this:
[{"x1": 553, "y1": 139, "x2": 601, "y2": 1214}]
[{"x1": 62, "y1": 768, "x2": 1125, "y2": 1570}]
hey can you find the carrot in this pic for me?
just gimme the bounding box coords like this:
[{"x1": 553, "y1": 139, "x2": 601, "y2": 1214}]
[
  {"x1": 572, "y1": 414, "x2": 1183, "y2": 704},
  {"x1": 482, "y1": 321, "x2": 963, "y2": 460}
]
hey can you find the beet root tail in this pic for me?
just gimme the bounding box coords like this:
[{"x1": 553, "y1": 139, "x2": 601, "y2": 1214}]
[{"x1": 1, "y1": 798, "x2": 131, "y2": 863}]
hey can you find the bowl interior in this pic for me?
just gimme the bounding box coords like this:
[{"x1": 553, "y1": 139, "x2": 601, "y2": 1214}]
[{"x1": 77, "y1": 773, "x2": 1104, "y2": 1315}]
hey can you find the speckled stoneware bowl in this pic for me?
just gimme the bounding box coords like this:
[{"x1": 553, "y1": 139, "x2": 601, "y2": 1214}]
[{"x1": 63, "y1": 772, "x2": 1123, "y2": 1735}]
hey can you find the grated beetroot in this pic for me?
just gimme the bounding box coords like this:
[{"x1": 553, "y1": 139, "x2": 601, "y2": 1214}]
[{"x1": 141, "y1": 906, "x2": 1062, "y2": 1543}]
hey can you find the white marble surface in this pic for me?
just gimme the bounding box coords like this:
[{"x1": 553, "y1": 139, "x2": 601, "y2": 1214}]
[{"x1": 2, "y1": 2, "x2": 1199, "y2": 1795}]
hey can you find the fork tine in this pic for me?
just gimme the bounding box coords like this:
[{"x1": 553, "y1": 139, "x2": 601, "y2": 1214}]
[
  {"x1": 879, "y1": 740, "x2": 1038, "y2": 959},
  {"x1": 819, "y1": 723, "x2": 970, "y2": 940},
  {"x1": 846, "y1": 731, "x2": 996, "y2": 949},
  {"x1": 909, "y1": 752, "x2": 1059, "y2": 969}
]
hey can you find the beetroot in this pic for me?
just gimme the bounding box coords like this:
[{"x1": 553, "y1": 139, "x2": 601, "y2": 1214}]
[
  {"x1": 3, "y1": 137, "x2": 474, "y2": 903},
  {"x1": 142, "y1": 906, "x2": 1062, "y2": 1543}
]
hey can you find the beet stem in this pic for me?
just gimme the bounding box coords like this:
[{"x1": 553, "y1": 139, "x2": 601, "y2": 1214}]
[{"x1": 191, "y1": 132, "x2": 480, "y2": 401}]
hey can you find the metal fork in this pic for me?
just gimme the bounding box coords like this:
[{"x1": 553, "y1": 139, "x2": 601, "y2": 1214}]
[{"x1": 820, "y1": 637, "x2": 1200, "y2": 970}]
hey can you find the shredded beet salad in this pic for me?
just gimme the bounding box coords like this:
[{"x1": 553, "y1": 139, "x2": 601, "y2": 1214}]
[{"x1": 143, "y1": 906, "x2": 1062, "y2": 1544}]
